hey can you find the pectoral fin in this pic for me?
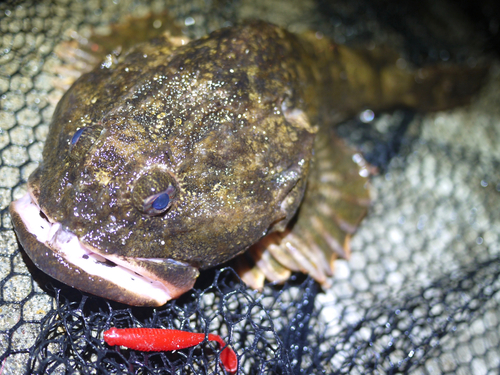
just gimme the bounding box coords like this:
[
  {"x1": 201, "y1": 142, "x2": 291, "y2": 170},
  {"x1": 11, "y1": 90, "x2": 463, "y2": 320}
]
[{"x1": 236, "y1": 128, "x2": 370, "y2": 287}]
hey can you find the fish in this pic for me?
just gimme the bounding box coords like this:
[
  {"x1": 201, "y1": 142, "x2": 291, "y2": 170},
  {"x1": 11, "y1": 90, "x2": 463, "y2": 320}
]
[{"x1": 9, "y1": 20, "x2": 487, "y2": 306}]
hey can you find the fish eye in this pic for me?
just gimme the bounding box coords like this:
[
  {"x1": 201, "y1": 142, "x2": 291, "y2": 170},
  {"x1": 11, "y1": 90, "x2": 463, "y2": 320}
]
[
  {"x1": 71, "y1": 127, "x2": 85, "y2": 146},
  {"x1": 68, "y1": 125, "x2": 103, "y2": 157},
  {"x1": 152, "y1": 192, "x2": 170, "y2": 210},
  {"x1": 132, "y1": 171, "x2": 177, "y2": 216}
]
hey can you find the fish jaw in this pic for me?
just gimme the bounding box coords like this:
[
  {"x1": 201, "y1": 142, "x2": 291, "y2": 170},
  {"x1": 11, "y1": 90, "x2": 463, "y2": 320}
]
[{"x1": 9, "y1": 192, "x2": 199, "y2": 306}]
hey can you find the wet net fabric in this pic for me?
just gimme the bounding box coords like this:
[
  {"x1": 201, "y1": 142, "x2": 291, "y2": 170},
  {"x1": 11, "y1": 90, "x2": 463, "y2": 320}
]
[
  {"x1": 1, "y1": 0, "x2": 500, "y2": 374},
  {"x1": 24, "y1": 261, "x2": 500, "y2": 374}
]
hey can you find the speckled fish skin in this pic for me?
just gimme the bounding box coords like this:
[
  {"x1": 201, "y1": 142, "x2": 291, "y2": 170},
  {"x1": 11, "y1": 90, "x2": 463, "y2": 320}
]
[
  {"x1": 11, "y1": 22, "x2": 321, "y2": 304},
  {"x1": 10, "y1": 21, "x2": 487, "y2": 305},
  {"x1": 39, "y1": 22, "x2": 316, "y2": 266}
]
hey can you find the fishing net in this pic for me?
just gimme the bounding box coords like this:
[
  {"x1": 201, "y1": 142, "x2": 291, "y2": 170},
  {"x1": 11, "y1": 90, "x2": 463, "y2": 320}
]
[{"x1": 1, "y1": 0, "x2": 499, "y2": 374}]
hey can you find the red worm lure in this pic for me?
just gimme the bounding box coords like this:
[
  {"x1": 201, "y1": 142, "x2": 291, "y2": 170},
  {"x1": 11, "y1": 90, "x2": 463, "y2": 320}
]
[{"x1": 103, "y1": 327, "x2": 238, "y2": 373}]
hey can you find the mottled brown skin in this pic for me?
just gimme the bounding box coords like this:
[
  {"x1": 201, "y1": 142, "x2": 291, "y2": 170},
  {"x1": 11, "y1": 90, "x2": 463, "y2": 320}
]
[
  {"x1": 18, "y1": 22, "x2": 319, "y2": 295},
  {"x1": 11, "y1": 21, "x2": 487, "y2": 304}
]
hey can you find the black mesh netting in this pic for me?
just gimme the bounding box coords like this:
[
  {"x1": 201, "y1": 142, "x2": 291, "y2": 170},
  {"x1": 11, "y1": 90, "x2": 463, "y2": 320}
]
[
  {"x1": 1, "y1": 0, "x2": 500, "y2": 374},
  {"x1": 25, "y1": 259, "x2": 500, "y2": 374}
]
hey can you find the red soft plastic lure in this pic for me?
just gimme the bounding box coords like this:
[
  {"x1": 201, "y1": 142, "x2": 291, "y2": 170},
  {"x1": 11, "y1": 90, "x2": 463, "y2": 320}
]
[{"x1": 103, "y1": 327, "x2": 238, "y2": 373}]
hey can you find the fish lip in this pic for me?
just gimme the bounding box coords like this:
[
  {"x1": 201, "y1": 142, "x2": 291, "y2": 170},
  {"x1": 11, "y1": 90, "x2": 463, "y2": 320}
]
[{"x1": 9, "y1": 191, "x2": 181, "y2": 306}]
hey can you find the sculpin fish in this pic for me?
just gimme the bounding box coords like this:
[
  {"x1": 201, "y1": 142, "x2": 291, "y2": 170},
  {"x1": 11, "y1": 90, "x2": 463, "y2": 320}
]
[{"x1": 10, "y1": 21, "x2": 486, "y2": 306}]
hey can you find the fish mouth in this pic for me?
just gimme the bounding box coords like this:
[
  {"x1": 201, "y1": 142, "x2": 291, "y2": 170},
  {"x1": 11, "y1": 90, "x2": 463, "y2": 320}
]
[{"x1": 9, "y1": 192, "x2": 195, "y2": 306}]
